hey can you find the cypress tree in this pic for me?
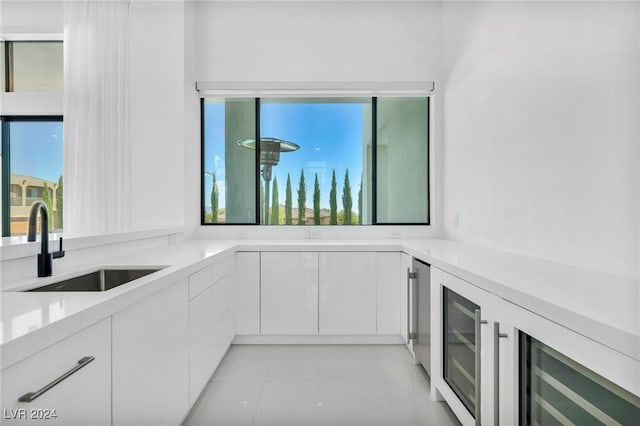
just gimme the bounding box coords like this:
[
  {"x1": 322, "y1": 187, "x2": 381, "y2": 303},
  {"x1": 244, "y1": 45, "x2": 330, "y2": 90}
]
[
  {"x1": 342, "y1": 169, "x2": 352, "y2": 225},
  {"x1": 297, "y1": 169, "x2": 306, "y2": 225},
  {"x1": 313, "y1": 173, "x2": 321, "y2": 225},
  {"x1": 329, "y1": 170, "x2": 338, "y2": 225},
  {"x1": 270, "y1": 175, "x2": 280, "y2": 224},
  {"x1": 56, "y1": 176, "x2": 63, "y2": 229},
  {"x1": 285, "y1": 174, "x2": 293, "y2": 225},
  {"x1": 211, "y1": 173, "x2": 219, "y2": 223},
  {"x1": 358, "y1": 173, "x2": 362, "y2": 225}
]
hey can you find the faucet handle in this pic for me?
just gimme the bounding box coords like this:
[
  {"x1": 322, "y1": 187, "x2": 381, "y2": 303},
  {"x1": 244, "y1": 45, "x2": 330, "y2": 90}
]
[{"x1": 53, "y1": 237, "x2": 65, "y2": 259}]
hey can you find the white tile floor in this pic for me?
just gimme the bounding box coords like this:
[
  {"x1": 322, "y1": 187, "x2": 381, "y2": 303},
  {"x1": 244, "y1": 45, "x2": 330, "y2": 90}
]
[{"x1": 183, "y1": 345, "x2": 460, "y2": 426}]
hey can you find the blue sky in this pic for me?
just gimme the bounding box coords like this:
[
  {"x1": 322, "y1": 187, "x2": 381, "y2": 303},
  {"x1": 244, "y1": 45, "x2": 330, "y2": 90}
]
[
  {"x1": 204, "y1": 100, "x2": 366, "y2": 211},
  {"x1": 9, "y1": 121, "x2": 63, "y2": 183}
]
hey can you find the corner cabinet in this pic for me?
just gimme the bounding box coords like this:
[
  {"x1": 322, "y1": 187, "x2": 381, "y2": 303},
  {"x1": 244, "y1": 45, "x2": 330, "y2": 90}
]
[
  {"x1": 112, "y1": 279, "x2": 190, "y2": 426},
  {"x1": 1, "y1": 318, "x2": 112, "y2": 426},
  {"x1": 431, "y1": 267, "x2": 640, "y2": 426}
]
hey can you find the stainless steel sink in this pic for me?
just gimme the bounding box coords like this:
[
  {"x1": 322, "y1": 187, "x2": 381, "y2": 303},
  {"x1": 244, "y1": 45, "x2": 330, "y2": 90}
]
[{"x1": 26, "y1": 268, "x2": 164, "y2": 292}]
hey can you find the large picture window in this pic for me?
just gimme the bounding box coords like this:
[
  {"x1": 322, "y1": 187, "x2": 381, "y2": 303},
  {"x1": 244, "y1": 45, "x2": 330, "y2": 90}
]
[{"x1": 201, "y1": 96, "x2": 429, "y2": 225}]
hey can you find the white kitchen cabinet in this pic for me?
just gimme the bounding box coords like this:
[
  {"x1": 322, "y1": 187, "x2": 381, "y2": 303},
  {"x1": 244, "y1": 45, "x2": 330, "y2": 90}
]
[
  {"x1": 112, "y1": 280, "x2": 189, "y2": 426},
  {"x1": 376, "y1": 252, "x2": 401, "y2": 335},
  {"x1": 189, "y1": 286, "x2": 213, "y2": 349},
  {"x1": 1, "y1": 318, "x2": 111, "y2": 426},
  {"x1": 261, "y1": 252, "x2": 319, "y2": 335},
  {"x1": 319, "y1": 252, "x2": 377, "y2": 335},
  {"x1": 189, "y1": 272, "x2": 235, "y2": 407},
  {"x1": 235, "y1": 252, "x2": 260, "y2": 335}
]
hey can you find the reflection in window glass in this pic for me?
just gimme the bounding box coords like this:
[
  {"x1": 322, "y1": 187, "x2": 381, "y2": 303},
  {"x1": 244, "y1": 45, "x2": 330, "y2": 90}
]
[
  {"x1": 260, "y1": 98, "x2": 371, "y2": 225},
  {"x1": 11, "y1": 41, "x2": 63, "y2": 92},
  {"x1": 376, "y1": 97, "x2": 429, "y2": 224},
  {"x1": 202, "y1": 98, "x2": 256, "y2": 224},
  {"x1": 9, "y1": 120, "x2": 63, "y2": 236}
]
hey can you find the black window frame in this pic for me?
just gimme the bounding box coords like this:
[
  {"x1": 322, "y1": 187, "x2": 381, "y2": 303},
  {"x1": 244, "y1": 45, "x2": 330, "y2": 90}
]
[
  {"x1": 1, "y1": 115, "x2": 64, "y2": 237},
  {"x1": 200, "y1": 96, "x2": 431, "y2": 226}
]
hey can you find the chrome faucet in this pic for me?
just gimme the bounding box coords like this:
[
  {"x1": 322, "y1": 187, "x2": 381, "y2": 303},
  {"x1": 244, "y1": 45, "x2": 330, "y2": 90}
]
[{"x1": 27, "y1": 201, "x2": 65, "y2": 277}]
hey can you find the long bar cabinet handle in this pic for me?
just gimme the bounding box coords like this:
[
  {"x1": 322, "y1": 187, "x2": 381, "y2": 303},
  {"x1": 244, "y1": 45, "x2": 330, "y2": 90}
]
[
  {"x1": 18, "y1": 356, "x2": 95, "y2": 403},
  {"x1": 493, "y1": 322, "x2": 508, "y2": 426},
  {"x1": 474, "y1": 309, "x2": 487, "y2": 426},
  {"x1": 407, "y1": 268, "x2": 418, "y2": 342}
]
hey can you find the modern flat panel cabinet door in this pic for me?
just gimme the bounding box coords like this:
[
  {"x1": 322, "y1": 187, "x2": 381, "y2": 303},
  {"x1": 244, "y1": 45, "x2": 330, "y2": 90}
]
[
  {"x1": 377, "y1": 252, "x2": 401, "y2": 335},
  {"x1": 261, "y1": 252, "x2": 319, "y2": 335},
  {"x1": 319, "y1": 252, "x2": 377, "y2": 335},
  {"x1": 1, "y1": 318, "x2": 111, "y2": 426},
  {"x1": 235, "y1": 252, "x2": 260, "y2": 335},
  {"x1": 112, "y1": 280, "x2": 189, "y2": 426}
]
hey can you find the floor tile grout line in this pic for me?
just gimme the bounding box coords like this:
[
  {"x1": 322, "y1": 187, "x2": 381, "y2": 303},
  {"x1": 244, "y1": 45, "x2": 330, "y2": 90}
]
[{"x1": 250, "y1": 355, "x2": 273, "y2": 426}]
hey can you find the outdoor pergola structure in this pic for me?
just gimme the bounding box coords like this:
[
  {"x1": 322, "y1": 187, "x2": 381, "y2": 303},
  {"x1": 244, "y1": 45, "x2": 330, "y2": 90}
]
[{"x1": 237, "y1": 137, "x2": 300, "y2": 224}]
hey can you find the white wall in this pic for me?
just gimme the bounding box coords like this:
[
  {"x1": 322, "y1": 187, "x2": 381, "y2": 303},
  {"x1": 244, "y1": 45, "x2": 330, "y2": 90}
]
[
  {"x1": 129, "y1": 1, "x2": 185, "y2": 230},
  {"x1": 190, "y1": 1, "x2": 444, "y2": 239},
  {"x1": 0, "y1": 0, "x2": 63, "y2": 33},
  {"x1": 1, "y1": 0, "x2": 186, "y2": 232},
  {"x1": 195, "y1": 1, "x2": 441, "y2": 82},
  {"x1": 182, "y1": 0, "x2": 200, "y2": 240},
  {"x1": 441, "y1": 1, "x2": 639, "y2": 278}
]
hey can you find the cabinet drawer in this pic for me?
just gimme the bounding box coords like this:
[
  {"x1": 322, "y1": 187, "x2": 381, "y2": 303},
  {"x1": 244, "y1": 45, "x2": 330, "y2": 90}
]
[
  {"x1": 188, "y1": 256, "x2": 234, "y2": 301},
  {"x1": 189, "y1": 286, "x2": 213, "y2": 350},
  {"x1": 1, "y1": 318, "x2": 111, "y2": 426},
  {"x1": 189, "y1": 265, "x2": 213, "y2": 300},
  {"x1": 211, "y1": 255, "x2": 233, "y2": 286}
]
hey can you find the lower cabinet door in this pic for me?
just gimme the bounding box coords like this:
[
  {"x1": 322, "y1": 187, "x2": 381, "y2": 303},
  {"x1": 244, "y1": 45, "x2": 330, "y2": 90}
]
[
  {"x1": 261, "y1": 252, "x2": 319, "y2": 335},
  {"x1": 1, "y1": 318, "x2": 111, "y2": 426},
  {"x1": 319, "y1": 252, "x2": 377, "y2": 335},
  {"x1": 112, "y1": 280, "x2": 189, "y2": 426},
  {"x1": 235, "y1": 252, "x2": 260, "y2": 335},
  {"x1": 189, "y1": 328, "x2": 218, "y2": 407}
]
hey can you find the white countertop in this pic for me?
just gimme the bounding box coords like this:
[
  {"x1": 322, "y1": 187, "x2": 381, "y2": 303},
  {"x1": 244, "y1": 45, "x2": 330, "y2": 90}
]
[{"x1": 2, "y1": 238, "x2": 638, "y2": 369}]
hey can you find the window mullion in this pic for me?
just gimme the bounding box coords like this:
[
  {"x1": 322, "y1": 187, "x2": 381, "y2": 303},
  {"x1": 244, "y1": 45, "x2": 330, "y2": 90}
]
[
  {"x1": 255, "y1": 97, "x2": 261, "y2": 225},
  {"x1": 2, "y1": 119, "x2": 10, "y2": 236},
  {"x1": 372, "y1": 96, "x2": 377, "y2": 225}
]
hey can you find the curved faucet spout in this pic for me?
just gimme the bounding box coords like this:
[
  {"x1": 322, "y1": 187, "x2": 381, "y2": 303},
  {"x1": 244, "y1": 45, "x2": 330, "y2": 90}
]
[
  {"x1": 28, "y1": 201, "x2": 49, "y2": 255},
  {"x1": 27, "y1": 201, "x2": 64, "y2": 277}
]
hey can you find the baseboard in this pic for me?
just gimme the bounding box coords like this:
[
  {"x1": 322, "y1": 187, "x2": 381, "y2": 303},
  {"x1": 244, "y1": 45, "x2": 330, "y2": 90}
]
[{"x1": 232, "y1": 335, "x2": 405, "y2": 345}]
